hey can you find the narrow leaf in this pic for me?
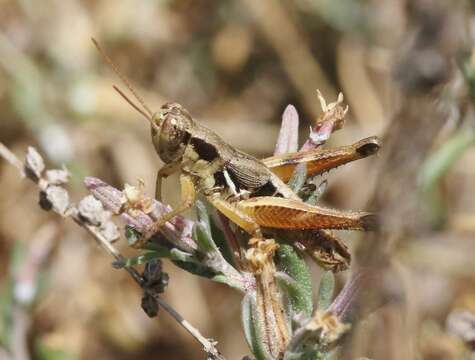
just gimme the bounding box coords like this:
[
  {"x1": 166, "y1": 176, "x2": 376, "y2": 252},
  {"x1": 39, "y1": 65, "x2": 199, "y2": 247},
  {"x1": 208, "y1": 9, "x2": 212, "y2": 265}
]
[
  {"x1": 195, "y1": 200, "x2": 212, "y2": 237},
  {"x1": 209, "y1": 210, "x2": 237, "y2": 267},
  {"x1": 275, "y1": 244, "x2": 313, "y2": 318},
  {"x1": 275, "y1": 272, "x2": 311, "y2": 320},
  {"x1": 305, "y1": 179, "x2": 328, "y2": 206},
  {"x1": 419, "y1": 128, "x2": 475, "y2": 226},
  {"x1": 169, "y1": 248, "x2": 197, "y2": 263},
  {"x1": 317, "y1": 272, "x2": 335, "y2": 311},
  {"x1": 124, "y1": 250, "x2": 169, "y2": 267},
  {"x1": 241, "y1": 293, "x2": 272, "y2": 360},
  {"x1": 192, "y1": 221, "x2": 217, "y2": 253},
  {"x1": 287, "y1": 163, "x2": 307, "y2": 193}
]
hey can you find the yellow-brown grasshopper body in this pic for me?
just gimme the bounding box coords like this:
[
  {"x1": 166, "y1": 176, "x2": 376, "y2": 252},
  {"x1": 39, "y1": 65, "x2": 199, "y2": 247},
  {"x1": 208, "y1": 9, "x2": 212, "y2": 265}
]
[{"x1": 92, "y1": 39, "x2": 379, "y2": 271}]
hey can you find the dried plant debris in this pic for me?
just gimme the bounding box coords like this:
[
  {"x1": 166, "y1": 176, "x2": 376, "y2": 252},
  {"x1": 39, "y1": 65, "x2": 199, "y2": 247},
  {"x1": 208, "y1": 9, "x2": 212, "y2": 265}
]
[
  {"x1": 141, "y1": 259, "x2": 170, "y2": 318},
  {"x1": 447, "y1": 310, "x2": 475, "y2": 345},
  {"x1": 24, "y1": 146, "x2": 45, "y2": 181},
  {"x1": 301, "y1": 91, "x2": 348, "y2": 151}
]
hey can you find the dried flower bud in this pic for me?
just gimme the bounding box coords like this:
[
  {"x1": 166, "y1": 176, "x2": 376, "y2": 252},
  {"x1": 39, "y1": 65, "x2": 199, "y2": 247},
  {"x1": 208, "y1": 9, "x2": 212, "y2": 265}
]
[
  {"x1": 245, "y1": 239, "x2": 279, "y2": 274},
  {"x1": 25, "y1": 146, "x2": 45, "y2": 180},
  {"x1": 100, "y1": 221, "x2": 120, "y2": 243},
  {"x1": 123, "y1": 183, "x2": 142, "y2": 204},
  {"x1": 123, "y1": 182, "x2": 154, "y2": 215},
  {"x1": 446, "y1": 310, "x2": 475, "y2": 344},
  {"x1": 301, "y1": 91, "x2": 348, "y2": 151},
  {"x1": 45, "y1": 167, "x2": 70, "y2": 185},
  {"x1": 78, "y1": 195, "x2": 110, "y2": 225},
  {"x1": 121, "y1": 212, "x2": 154, "y2": 235},
  {"x1": 317, "y1": 90, "x2": 344, "y2": 113},
  {"x1": 45, "y1": 185, "x2": 70, "y2": 215},
  {"x1": 143, "y1": 258, "x2": 169, "y2": 293},
  {"x1": 305, "y1": 310, "x2": 350, "y2": 346},
  {"x1": 141, "y1": 293, "x2": 159, "y2": 317},
  {"x1": 84, "y1": 177, "x2": 124, "y2": 214}
]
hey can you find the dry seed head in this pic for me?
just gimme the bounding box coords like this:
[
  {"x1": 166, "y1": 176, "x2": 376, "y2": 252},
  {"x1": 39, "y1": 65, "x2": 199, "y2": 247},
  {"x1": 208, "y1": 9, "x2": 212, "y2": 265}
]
[
  {"x1": 245, "y1": 239, "x2": 279, "y2": 274},
  {"x1": 316, "y1": 90, "x2": 346, "y2": 112},
  {"x1": 122, "y1": 181, "x2": 154, "y2": 215},
  {"x1": 306, "y1": 310, "x2": 350, "y2": 345},
  {"x1": 314, "y1": 91, "x2": 348, "y2": 134}
]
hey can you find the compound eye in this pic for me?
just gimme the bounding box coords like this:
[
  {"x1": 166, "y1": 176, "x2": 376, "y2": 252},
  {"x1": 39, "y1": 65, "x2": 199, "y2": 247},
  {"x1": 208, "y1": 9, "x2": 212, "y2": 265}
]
[
  {"x1": 150, "y1": 113, "x2": 161, "y2": 136},
  {"x1": 158, "y1": 115, "x2": 190, "y2": 163},
  {"x1": 167, "y1": 117, "x2": 187, "y2": 144}
]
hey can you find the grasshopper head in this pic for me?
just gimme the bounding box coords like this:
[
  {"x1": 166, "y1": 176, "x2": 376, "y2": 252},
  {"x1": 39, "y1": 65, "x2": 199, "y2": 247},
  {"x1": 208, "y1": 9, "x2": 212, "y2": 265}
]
[
  {"x1": 91, "y1": 39, "x2": 192, "y2": 165},
  {"x1": 152, "y1": 102, "x2": 193, "y2": 164}
]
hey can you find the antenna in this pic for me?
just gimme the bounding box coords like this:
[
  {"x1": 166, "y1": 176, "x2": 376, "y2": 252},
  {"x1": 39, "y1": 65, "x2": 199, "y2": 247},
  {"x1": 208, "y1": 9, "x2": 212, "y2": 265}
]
[
  {"x1": 113, "y1": 85, "x2": 156, "y2": 127},
  {"x1": 91, "y1": 37, "x2": 156, "y2": 123}
]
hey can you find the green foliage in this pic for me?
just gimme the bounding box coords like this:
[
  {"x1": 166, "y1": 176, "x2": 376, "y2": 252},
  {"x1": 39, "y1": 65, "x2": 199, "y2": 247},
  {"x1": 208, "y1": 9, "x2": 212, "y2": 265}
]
[
  {"x1": 463, "y1": 57, "x2": 475, "y2": 98},
  {"x1": 288, "y1": 163, "x2": 308, "y2": 193},
  {"x1": 125, "y1": 225, "x2": 141, "y2": 247},
  {"x1": 193, "y1": 221, "x2": 217, "y2": 253},
  {"x1": 124, "y1": 249, "x2": 170, "y2": 267},
  {"x1": 209, "y1": 213, "x2": 237, "y2": 267},
  {"x1": 275, "y1": 244, "x2": 313, "y2": 318},
  {"x1": 419, "y1": 128, "x2": 475, "y2": 227},
  {"x1": 242, "y1": 293, "x2": 272, "y2": 360},
  {"x1": 317, "y1": 272, "x2": 335, "y2": 311},
  {"x1": 36, "y1": 342, "x2": 77, "y2": 360}
]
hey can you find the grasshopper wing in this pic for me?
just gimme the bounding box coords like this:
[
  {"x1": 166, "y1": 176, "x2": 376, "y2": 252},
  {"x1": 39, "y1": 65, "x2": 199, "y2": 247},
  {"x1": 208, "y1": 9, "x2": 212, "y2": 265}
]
[
  {"x1": 262, "y1": 136, "x2": 380, "y2": 182},
  {"x1": 237, "y1": 196, "x2": 377, "y2": 231}
]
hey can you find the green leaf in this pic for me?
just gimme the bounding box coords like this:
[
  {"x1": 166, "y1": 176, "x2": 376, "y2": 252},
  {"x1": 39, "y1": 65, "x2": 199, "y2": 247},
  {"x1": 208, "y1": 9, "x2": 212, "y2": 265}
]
[
  {"x1": 275, "y1": 244, "x2": 313, "y2": 318},
  {"x1": 288, "y1": 163, "x2": 307, "y2": 192},
  {"x1": 304, "y1": 179, "x2": 327, "y2": 206},
  {"x1": 285, "y1": 350, "x2": 320, "y2": 360},
  {"x1": 241, "y1": 293, "x2": 272, "y2": 360},
  {"x1": 275, "y1": 272, "x2": 310, "y2": 321},
  {"x1": 193, "y1": 221, "x2": 217, "y2": 253},
  {"x1": 171, "y1": 259, "x2": 216, "y2": 279},
  {"x1": 317, "y1": 272, "x2": 335, "y2": 311},
  {"x1": 195, "y1": 200, "x2": 212, "y2": 237},
  {"x1": 169, "y1": 248, "x2": 218, "y2": 279},
  {"x1": 169, "y1": 248, "x2": 197, "y2": 263},
  {"x1": 124, "y1": 250, "x2": 169, "y2": 267},
  {"x1": 419, "y1": 128, "x2": 475, "y2": 227},
  {"x1": 125, "y1": 226, "x2": 141, "y2": 246},
  {"x1": 209, "y1": 212, "x2": 237, "y2": 267},
  {"x1": 36, "y1": 342, "x2": 77, "y2": 360}
]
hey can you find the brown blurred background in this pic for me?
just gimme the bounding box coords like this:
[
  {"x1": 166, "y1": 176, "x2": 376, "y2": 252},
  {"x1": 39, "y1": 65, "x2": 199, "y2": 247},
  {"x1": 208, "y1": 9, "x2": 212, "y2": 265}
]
[{"x1": 1, "y1": 0, "x2": 475, "y2": 359}]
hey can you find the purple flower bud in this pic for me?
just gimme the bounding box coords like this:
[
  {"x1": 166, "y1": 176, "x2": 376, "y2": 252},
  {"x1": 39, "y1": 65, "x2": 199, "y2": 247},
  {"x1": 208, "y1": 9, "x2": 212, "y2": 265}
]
[
  {"x1": 329, "y1": 268, "x2": 378, "y2": 322},
  {"x1": 84, "y1": 177, "x2": 124, "y2": 214},
  {"x1": 274, "y1": 104, "x2": 299, "y2": 155},
  {"x1": 301, "y1": 121, "x2": 335, "y2": 151}
]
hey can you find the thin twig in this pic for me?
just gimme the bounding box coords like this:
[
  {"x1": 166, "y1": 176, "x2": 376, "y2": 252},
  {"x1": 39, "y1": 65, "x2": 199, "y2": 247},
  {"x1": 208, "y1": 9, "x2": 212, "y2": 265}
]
[
  {"x1": 153, "y1": 296, "x2": 223, "y2": 359},
  {"x1": 0, "y1": 142, "x2": 24, "y2": 174},
  {"x1": 0, "y1": 142, "x2": 226, "y2": 360}
]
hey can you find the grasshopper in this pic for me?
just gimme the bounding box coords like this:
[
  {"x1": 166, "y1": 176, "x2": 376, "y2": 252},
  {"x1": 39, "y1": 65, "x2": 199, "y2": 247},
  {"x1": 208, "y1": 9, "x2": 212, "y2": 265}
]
[{"x1": 92, "y1": 39, "x2": 379, "y2": 270}]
